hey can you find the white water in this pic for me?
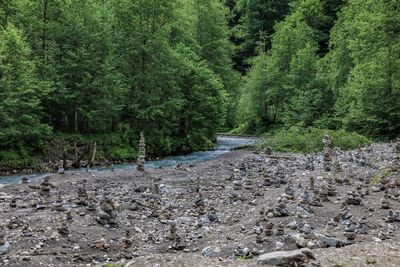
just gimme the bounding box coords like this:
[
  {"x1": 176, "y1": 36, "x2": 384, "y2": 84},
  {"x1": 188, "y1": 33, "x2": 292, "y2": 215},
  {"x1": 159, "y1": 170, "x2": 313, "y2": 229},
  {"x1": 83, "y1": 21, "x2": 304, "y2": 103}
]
[{"x1": 0, "y1": 137, "x2": 254, "y2": 186}]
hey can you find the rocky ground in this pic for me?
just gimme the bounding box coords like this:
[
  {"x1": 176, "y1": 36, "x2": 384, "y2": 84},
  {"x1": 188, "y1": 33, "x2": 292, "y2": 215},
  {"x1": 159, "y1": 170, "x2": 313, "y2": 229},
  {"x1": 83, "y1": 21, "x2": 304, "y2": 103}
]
[{"x1": 0, "y1": 141, "x2": 400, "y2": 267}]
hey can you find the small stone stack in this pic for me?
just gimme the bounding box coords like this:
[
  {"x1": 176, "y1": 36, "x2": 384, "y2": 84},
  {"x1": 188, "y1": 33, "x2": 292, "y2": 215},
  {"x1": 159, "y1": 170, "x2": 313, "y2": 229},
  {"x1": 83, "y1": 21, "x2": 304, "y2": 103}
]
[
  {"x1": 10, "y1": 198, "x2": 17, "y2": 208},
  {"x1": 264, "y1": 220, "x2": 274, "y2": 236},
  {"x1": 39, "y1": 176, "x2": 53, "y2": 196},
  {"x1": 335, "y1": 206, "x2": 353, "y2": 224},
  {"x1": 195, "y1": 190, "x2": 206, "y2": 216},
  {"x1": 283, "y1": 181, "x2": 295, "y2": 200},
  {"x1": 123, "y1": 230, "x2": 133, "y2": 249},
  {"x1": 310, "y1": 189, "x2": 322, "y2": 207},
  {"x1": 327, "y1": 179, "x2": 337, "y2": 197},
  {"x1": 52, "y1": 193, "x2": 66, "y2": 212},
  {"x1": 255, "y1": 222, "x2": 264, "y2": 243},
  {"x1": 0, "y1": 227, "x2": 10, "y2": 255},
  {"x1": 137, "y1": 132, "x2": 146, "y2": 172},
  {"x1": 206, "y1": 206, "x2": 219, "y2": 222},
  {"x1": 309, "y1": 177, "x2": 315, "y2": 191},
  {"x1": 355, "y1": 217, "x2": 368, "y2": 234},
  {"x1": 274, "y1": 198, "x2": 290, "y2": 217},
  {"x1": 381, "y1": 190, "x2": 391, "y2": 209},
  {"x1": 345, "y1": 191, "x2": 362, "y2": 206},
  {"x1": 276, "y1": 223, "x2": 285, "y2": 236},
  {"x1": 87, "y1": 197, "x2": 97, "y2": 212},
  {"x1": 323, "y1": 219, "x2": 338, "y2": 237},
  {"x1": 274, "y1": 165, "x2": 287, "y2": 187},
  {"x1": 168, "y1": 220, "x2": 179, "y2": 241},
  {"x1": 96, "y1": 194, "x2": 118, "y2": 226},
  {"x1": 75, "y1": 186, "x2": 88, "y2": 206},
  {"x1": 58, "y1": 221, "x2": 69, "y2": 236},
  {"x1": 322, "y1": 134, "x2": 332, "y2": 172},
  {"x1": 319, "y1": 183, "x2": 329, "y2": 202}
]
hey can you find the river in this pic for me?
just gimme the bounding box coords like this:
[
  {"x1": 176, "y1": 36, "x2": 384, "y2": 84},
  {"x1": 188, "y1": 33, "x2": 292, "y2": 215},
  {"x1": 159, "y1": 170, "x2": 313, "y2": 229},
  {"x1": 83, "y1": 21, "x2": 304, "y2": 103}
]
[{"x1": 0, "y1": 137, "x2": 254, "y2": 186}]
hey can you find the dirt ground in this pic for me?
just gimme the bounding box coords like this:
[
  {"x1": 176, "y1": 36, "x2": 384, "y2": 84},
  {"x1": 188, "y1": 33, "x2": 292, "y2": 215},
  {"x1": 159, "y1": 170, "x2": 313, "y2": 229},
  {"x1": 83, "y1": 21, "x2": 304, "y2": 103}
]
[{"x1": 0, "y1": 143, "x2": 399, "y2": 267}]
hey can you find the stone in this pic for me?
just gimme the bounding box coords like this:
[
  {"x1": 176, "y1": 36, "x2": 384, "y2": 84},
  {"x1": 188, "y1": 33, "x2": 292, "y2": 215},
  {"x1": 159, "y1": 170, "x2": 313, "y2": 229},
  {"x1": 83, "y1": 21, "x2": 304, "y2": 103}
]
[
  {"x1": 257, "y1": 248, "x2": 315, "y2": 266},
  {"x1": 315, "y1": 233, "x2": 345, "y2": 248},
  {"x1": 137, "y1": 132, "x2": 146, "y2": 171},
  {"x1": 206, "y1": 207, "x2": 219, "y2": 222},
  {"x1": 21, "y1": 176, "x2": 29, "y2": 183},
  {"x1": 57, "y1": 167, "x2": 65, "y2": 174},
  {"x1": 386, "y1": 211, "x2": 400, "y2": 223},
  {"x1": 0, "y1": 242, "x2": 10, "y2": 256},
  {"x1": 234, "y1": 244, "x2": 250, "y2": 257},
  {"x1": 202, "y1": 246, "x2": 220, "y2": 257},
  {"x1": 9, "y1": 198, "x2": 17, "y2": 208}
]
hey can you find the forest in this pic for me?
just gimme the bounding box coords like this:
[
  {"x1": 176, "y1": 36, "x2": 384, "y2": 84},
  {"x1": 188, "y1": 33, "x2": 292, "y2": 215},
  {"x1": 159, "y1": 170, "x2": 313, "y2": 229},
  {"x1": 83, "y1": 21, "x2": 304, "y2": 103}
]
[{"x1": 0, "y1": 0, "x2": 399, "y2": 168}]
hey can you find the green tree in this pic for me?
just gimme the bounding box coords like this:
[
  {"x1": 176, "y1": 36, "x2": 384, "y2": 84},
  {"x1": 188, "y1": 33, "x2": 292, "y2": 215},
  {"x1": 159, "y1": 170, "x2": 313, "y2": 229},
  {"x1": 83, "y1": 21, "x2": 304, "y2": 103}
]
[
  {"x1": 0, "y1": 24, "x2": 51, "y2": 151},
  {"x1": 330, "y1": 0, "x2": 400, "y2": 136}
]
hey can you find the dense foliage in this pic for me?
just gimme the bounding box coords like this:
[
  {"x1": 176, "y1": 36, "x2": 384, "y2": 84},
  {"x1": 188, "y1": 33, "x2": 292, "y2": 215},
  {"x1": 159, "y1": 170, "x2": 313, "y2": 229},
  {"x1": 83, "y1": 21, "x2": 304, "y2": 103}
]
[
  {"x1": 236, "y1": 0, "x2": 400, "y2": 139},
  {"x1": 0, "y1": 0, "x2": 237, "y2": 166},
  {"x1": 0, "y1": 0, "x2": 399, "y2": 167}
]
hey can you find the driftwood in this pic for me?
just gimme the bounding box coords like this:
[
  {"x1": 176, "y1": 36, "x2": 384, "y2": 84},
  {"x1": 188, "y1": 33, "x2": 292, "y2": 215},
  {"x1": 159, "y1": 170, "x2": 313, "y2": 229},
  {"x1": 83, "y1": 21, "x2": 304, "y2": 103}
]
[
  {"x1": 72, "y1": 143, "x2": 91, "y2": 168},
  {"x1": 86, "y1": 141, "x2": 97, "y2": 168}
]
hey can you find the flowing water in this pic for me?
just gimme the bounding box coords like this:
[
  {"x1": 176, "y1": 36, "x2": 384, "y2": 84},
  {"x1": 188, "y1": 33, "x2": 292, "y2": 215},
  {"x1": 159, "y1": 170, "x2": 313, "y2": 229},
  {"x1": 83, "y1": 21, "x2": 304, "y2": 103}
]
[{"x1": 0, "y1": 137, "x2": 255, "y2": 186}]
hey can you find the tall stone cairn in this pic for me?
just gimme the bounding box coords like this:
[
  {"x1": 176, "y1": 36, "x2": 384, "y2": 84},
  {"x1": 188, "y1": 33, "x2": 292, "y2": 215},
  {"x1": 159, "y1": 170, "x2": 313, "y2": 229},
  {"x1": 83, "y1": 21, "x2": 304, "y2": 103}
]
[
  {"x1": 137, "y1": 132, "x2": 146, "y2": 171},
  {"x1": 322, "y1": 134, "x2": 332, "y2": 172}
]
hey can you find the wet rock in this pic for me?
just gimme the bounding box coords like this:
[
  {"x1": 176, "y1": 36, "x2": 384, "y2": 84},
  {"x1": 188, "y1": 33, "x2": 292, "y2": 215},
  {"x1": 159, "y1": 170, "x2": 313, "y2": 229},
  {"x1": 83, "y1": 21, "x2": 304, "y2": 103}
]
[{"x1": 257, "y1": 248, "x2": 315, "y2": 266}]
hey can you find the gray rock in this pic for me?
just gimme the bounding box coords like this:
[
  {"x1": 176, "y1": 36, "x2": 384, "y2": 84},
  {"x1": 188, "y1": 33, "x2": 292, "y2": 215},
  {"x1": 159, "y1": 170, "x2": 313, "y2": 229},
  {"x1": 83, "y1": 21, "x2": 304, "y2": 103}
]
[
  {"x1": 315, "y1": 233, "x2": 345, "y2": 248},
  {"x1": 202, "y1": 246, "x2": 220, "y2": 257},
  {"x1": 257, "y1": 248, "x2": 315, "y2": 266},
  {"x1": 0, "y1": 241, "x2": 10, "y2": 255}
]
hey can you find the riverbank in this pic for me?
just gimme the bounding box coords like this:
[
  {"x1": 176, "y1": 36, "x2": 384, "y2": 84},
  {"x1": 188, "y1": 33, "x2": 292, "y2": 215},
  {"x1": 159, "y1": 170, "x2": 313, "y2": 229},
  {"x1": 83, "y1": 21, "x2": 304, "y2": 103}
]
[{"x1": 0, "y1": 143, "x2": 399, "y2": 266}]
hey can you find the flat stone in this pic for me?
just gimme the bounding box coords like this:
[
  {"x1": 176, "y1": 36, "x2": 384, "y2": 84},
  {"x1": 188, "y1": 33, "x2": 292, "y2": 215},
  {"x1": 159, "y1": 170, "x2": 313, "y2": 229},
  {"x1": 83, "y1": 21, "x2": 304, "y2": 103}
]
[{"x1": 257, "y1": 248, "x2": 315, "y2": 266}]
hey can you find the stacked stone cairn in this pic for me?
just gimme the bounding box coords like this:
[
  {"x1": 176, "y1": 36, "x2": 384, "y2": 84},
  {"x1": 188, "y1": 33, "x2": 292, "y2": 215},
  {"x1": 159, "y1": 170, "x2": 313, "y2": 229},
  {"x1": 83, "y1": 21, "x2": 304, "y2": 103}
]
[
  {"x1": 39, "y1": 176, "x2": 53, "y2": 196},
  {"x1": 322, "y1": 134, "x2": 332, "y2": 172},
  {"x1": 96, "y1": 193, "x2": 118, "y2": 226},
  {"x1": 274, "y1": 197, "x2": 290, "y2": 217},
  {"x1": 75, "y1": 185, "x2": 88, "y2": 206},
  {"x1": 52, "y1": 193, "x2": 66, "y2": 212},
  {"x1": 58, "y1": 221, "x2": 69, "y2": 236},
  {"x1": 264, "y1": 220, "x2": 274, "y2": 236},
  {"x1": 381, "y1": 189, "x2": 391, "y2": 209},
  {"x1": 137, "y1": 131, "x2": 146, "y2": 172},
  {"x1": 310, "y1": 188, "x2": 323, "y2": 207}
]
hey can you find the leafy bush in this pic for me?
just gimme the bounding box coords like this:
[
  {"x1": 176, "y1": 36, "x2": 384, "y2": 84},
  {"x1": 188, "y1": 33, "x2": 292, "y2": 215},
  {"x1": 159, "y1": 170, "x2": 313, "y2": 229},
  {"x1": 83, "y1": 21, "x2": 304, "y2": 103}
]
[
  {"x1": 0, "y1": 150, "x2": 39, "y2": 168},
  {"x1": 110, "y1": 147, "x2": 137, "y2": 161},
  {"x1": 259, "y1": 127, "x2": 371, "y2": 154}
]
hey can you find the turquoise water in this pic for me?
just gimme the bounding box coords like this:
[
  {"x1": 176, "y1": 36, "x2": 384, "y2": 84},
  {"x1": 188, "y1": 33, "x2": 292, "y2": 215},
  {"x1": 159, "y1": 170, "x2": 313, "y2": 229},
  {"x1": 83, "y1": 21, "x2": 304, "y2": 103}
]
[{"x1": 0, "y1": 137, "x2": 254, "y2": 186}]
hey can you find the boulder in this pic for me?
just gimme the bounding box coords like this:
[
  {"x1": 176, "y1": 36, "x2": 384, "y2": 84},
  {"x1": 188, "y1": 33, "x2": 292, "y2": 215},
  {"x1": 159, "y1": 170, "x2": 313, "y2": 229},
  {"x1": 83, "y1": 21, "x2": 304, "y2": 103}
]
[{"x1": 257, "y1": 248, "x2": 315, "y2": 266}]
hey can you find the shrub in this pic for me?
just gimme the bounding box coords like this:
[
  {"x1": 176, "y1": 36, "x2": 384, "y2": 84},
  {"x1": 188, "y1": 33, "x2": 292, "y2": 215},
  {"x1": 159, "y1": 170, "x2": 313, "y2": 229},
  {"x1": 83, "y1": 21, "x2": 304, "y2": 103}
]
[{"x1": 259, "y1": 126, "x2": 371, "y2": 154}]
